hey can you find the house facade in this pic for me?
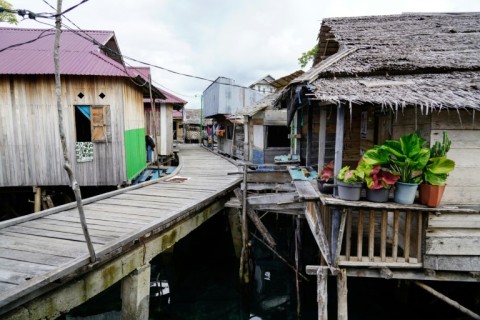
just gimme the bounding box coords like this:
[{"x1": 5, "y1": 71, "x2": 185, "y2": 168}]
[
  {"x1": 0, "y1": 28, "x2": 163, "y2": 189},
  {"x1": 249, "y1": 75, "x2": 275, "y2": 95}
]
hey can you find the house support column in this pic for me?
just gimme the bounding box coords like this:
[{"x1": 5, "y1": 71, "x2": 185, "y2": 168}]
[
  {"x1": 121, "y1": 264, "x2": 151, "y2": 320},
  {"x1": 337, "y1": 268, "x2": 348, "y2": 320},
  {"x1": 318, "y1": 267, "x2": 328, "y2": 320},
  {"x1": 317, "y1": 108, "x2": 327, "y2": 170},
  {"x1": 33, "y1": 186, "x2": 42, "y2": 212},
  {"x1": 227, "y1": 208, "x2": 242, "y2": 259}
]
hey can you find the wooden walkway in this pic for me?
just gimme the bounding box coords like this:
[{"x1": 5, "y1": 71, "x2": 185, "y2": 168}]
[{"x1": 0, "y1": 144, "x2": 241, "y2": 315}]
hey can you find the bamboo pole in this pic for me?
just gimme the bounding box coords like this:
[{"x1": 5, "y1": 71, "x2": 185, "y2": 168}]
[
  {"x1": 54, "y1": 0, "x2": 96, "y2": 262},
  {"x1": 415, "y1": 281, "x2": 480, "y2": 320}
]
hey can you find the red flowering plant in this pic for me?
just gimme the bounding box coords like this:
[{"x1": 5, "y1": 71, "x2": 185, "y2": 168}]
[
  {"x1": 364, "y1": 164, "x2": 400, "y2": 190},
  {"x1": 318, "y1": 161, "x2": 334, "y2": 182}
]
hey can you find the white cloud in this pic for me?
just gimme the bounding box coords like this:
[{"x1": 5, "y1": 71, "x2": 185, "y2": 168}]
[{"x1": 6, "y1": 0, "x2": 480, "y2": 107}]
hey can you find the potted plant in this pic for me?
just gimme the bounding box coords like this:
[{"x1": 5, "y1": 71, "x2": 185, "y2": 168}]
[
  {"x1": 317, "y1": 161, "x2": 334, "y2": 194},
  {"x1": 363, "y1": 132, "x2": 430, "y2": 204},
  {"x1": 419, "y1": 132, "x2": 455, "y2": 207},
  {"x1": 336, "y1": 165, "x2": 364, "y2": 201},
  {"x1": 358, "y1": 162, "x2": 400, "y2": 202}
]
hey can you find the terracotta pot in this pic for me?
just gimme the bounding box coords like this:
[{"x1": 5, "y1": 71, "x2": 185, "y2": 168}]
[{"x1": 419, "y1": 184, "x2": 446, "y2": 208}]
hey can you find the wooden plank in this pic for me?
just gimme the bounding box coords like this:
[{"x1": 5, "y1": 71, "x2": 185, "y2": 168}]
[
  {"x1": 36, "y1": 218, "x2": 138, "y2": 233},
  {"x1": 357, "y1": 209, "x2": 363, "y2": 260},
  {"x1": 392, "y1": 210, "x2": 400, "y2": 261},
  {"x1": 426, "y1": 237, "x2": 480, "y2": 255},
  {"x1": 368, "y1": 210, "x2": 375, "y2": 262},
  {"x1": 247, "y1": 192, "x2": 298, "y2": 205},
  {"x1": 345, "y1": 212, "x2": 352, "y2": 260},
  {"x1": 246, "y1": 171, "x2": 291, "y2": 183},
  {"x1": 19, "y1": 220, "x2": 124, "y2": 237},
  {"x1": 345, "y1": 268, "x2": 480, "y2": 282},
  {"x1": 6, "y1": 225, "x2": 115, "y2": 245},
  {"x1": 0, "y1": 248, "x2": 72, "y2": 266},
  {"x1": 294, "y1": 181, "x2": 319, "y2": 201},
  {"x1": 380, "y1": 209, "x2": 387, "y2": 262},
  {"x1": 0, "y1": 257, "x2": 55, "y2": 276},
  {"x1": 404, "y1": 210, "x2": 412, "y2": 262},
  {"x1": 424, "y1": 255, "x2": 480, "y2": 272},
  {"x1": 241, "y1": 183, "x2": 296, "y2": 192},
  {"x1": 0, "y1": 268, "x2": 32, "y2": 285}
]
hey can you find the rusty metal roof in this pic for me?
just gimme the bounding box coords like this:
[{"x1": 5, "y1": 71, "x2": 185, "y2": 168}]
[{"x1": 0, "y1": 27, "x2": 128, "y2": 76}]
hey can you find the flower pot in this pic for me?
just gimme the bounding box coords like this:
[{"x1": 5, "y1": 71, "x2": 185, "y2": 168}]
[
  {"x1": 317, "y1": 179, "x2": 334, "y2": 194},
  {"x1": 366, "y1": 188, "x2": 390, "y2": 203},
  {"x1": 394, "y1": 182, "x2": 418, "y2": 204},
  {"x1": 419, "y1": 184, "x2": 446, "y2": 208},
  {"x1": 336, "y1": 181, "x2": 362, "y2": 201}
]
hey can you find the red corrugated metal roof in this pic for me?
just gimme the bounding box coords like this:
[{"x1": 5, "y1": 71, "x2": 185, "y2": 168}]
[{"x1": 0, "y1": 27, "x2": 128, "y2": 76}]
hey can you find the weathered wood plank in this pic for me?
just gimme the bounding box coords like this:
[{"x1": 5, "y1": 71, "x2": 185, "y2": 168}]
[
  {"x1": 424, "y1": 255, "x2": 480, "y2": 272},
  {"x1": 0, "y1": 257, "x2": 55, "y2": 275},
  {"x1": 0, "y1": 248, "x2": 72, "y2": 266},
  {"x1": 0, "y1": 268, "x2": 32, "y2": 285},
  {"x1": 6, "y1": 226, "x2": 115, "y2": 245},
  {"x1": 36, "y1": 218, "x2": 138, "y2": 233},
  {"x1": 294, "y1": 181, "x2": 319, "y2": 201},
  {"x1": 426, "y1": 237, "x2": 480, "y2": 255},
  {"x1": 247, "y1": 192, "x2": 298, "y2": 205}
]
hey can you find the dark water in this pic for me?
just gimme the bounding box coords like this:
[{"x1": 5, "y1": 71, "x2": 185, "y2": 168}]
[{"x1": 64, "y1": 212, "x2": 479, "y2": 320}]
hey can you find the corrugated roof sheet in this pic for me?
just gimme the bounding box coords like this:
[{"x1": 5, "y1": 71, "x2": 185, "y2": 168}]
[{"x1": 0, "y1": 27, "x2": 128, "y2": 76}]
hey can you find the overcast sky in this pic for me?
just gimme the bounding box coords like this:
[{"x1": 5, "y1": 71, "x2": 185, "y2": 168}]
[{"x1": 5, "y1": 0, "x2": 480, "y2": 108}]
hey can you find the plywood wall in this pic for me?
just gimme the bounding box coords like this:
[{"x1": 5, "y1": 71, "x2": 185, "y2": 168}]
[{"x1": 0, "y1": 75, "x2": 144, "y2": 187}]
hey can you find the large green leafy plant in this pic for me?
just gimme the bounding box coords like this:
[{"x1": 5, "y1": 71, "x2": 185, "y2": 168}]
[
  {"x1": 422, "y1": 131, "x2": 455, "y2": 186},
  {"x1": 362, "y1": 132, "x2": 430, "y2": 184}
]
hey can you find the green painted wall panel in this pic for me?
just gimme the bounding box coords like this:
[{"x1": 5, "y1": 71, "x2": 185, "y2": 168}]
[{"x1": 125, "y1": 128, "x2": 147, "y2": 180}]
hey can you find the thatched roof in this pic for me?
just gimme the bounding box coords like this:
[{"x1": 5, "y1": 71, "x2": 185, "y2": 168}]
[
  {"x1": 240, "y1": 91, "x2": 281, "y2": 117},
  {"x1": 294, "y1": 13, "x2": 480, "y2": 109},
  {"x1": 313, "y1": 71, "x2": 480, "y2": 110}
]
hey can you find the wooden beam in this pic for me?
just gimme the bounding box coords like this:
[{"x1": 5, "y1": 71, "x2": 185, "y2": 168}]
[
  {"x1": 333, "y1": 102, "x2": 345, "y2": 196},
  {"x1": 345, "y1": 268, "x2": 480, "y2": 282},
  {"x1": 337, "y1": 268, "x2": 348, "y2": 320},
  {"x1": 234, "y1": 189, "x2": 276, "y2": 248},
  {"x1": 318, "y1": 108, "x2": 327, "y2": 170},
  {"x1": 247, "y1": 192, "x2": 298, "y2": 205},
  {"x1": 318, "y1": 267, "x2": 329, "y2": 320},
  {"x1": 241, "y1": 183, "x2": 296, "y2": 192},
  {"x1": 415, "y1": 281, "x2": 480, "y2": 320},
  {"x1": 294, "y1": 181, "x2": 319, "y2": 201},
  {"x1": 246, "y1": 171, "x2": 291, "y2": 183},
  {"x1": 307, "y1": 104, "x2": 313, "y2": 166}
]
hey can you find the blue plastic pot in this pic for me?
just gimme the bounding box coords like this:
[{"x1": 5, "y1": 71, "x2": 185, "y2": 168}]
[{"x1": 394, "y1": 182, "x2": 418, "y2": 204}]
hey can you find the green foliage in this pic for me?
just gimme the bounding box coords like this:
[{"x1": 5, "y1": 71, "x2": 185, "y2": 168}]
[
  {"x1": 0, "y1": 0, "x2": 18, "y2": 24},
  {"x1": 298, "y1": 45, "x2": 318, "y2": 68},
  {"x1": 423, "y1": 131, "x2": 455, "y2": 186},
  {"x1": 337, "y1": 165, "x2": 364, "y2": 184}
]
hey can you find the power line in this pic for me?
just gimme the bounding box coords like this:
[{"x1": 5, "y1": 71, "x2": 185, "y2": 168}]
[
  {"x1": 2, "y1": 4, "x2": 269, "y2": 95},
  {"x1": 0, "y1": 28, "x2": 55, "y2": 53}
]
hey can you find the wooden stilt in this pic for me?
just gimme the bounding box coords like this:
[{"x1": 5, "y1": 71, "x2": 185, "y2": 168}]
[
  {"x1": 295, "y1": 215, "x2": 302, "y2": 318},
  {"x1": 337, "y1": 268, "x2": 348, "y2": 320},
  {"x1": 318, "y1": 267, "x2": 328, "y2": 320},
  {"x1": 239, "y1": 164, "x2": 250, "y2": 284},
  {"x1": 415, "y1": 281, "x2": 480, "y2": 320},
  {"x1": 33, "y1": 186, "x2": 41, "y2": 213}
]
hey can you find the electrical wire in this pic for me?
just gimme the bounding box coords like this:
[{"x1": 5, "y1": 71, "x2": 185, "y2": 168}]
[
  {"x1": 3, "y1": 3, "x2": 268, "y2": 95},
  {"x1": 0, "y1": 28, "x2": 55, "y2": 53}
]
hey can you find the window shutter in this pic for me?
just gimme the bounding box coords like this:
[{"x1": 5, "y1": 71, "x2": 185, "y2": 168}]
[{"x1": 91, "y1": 106, "x2": 106, "y2": 142}]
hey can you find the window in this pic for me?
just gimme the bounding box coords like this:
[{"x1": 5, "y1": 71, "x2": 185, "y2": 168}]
[
  {"x1": 74, "y1": 105, "x2": 109, "y2": 142},
  {"x1": 266, "y1": 126, "x2": 290, "y2": 148}
]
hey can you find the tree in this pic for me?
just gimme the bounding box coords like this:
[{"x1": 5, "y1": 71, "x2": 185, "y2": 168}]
[
  {"x1": 298, "y1": 45, "x2": 318, "y2": 68},
  {"x1": 0, "y1": 0, "x2": 18, "y2": 24}
]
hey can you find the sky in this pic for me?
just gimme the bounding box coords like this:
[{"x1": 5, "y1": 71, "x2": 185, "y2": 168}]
[{"x1": 4, "y1": 0, "x2": 480, "y2": 108}]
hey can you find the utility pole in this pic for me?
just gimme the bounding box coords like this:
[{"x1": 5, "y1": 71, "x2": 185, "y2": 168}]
[{"x1": 54, "y1": 0, "x2": 96, "y2": 262}]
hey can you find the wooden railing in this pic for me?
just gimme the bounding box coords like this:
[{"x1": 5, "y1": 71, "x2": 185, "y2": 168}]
[
  {"x1": 338, "y1": 207, "x2": 425, "y2": 268},
  {"x1": 305, "y1": 197, "x2": 427, "y2": 269}
]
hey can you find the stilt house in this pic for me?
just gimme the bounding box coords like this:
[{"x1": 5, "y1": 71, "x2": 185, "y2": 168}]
[
  {"x1": 275, "y1": 13, "x2": 480, "y2": 318},
  {"x1": 0, "y1": 28, "x2": 165, "y2": 190}
]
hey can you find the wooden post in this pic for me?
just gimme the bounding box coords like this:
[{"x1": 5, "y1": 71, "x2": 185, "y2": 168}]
[
  {"x1": 333, "y1": 102, "x2": 345, "y2": 197},
  {"x1": 244, "y1": 115, "x2": 249, "y2": 161},
  {"x1": 318, "y1": 108, "x2": 327, "y2": 170},
  {"x1": 121, "y1": 264, "x2": 151, "y2": 320},
  {"x1": 415, "y1": 281, "x2": 480, "y2": 320},
  {"x1": 54, "y1": 0, "x2": 96, "y2": 263},
  {"x1": 33, "y1": 186, "x2": 41, "y2": 213},
  {"x1": 239, "y1": 164, "x2": 250, "y2": 284},
  {"x1": 318, "y1": 267, "x2": 328, "y2": 320},
  {"x1": 295, "y1": 215, "x2": 302, "y2": 318},
  {"x1": 307, "y1": 104, "x2": 313, "y2": 166},
  {"x1": 337, "y1": 268, "x2": 348, "y2": 320}
]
